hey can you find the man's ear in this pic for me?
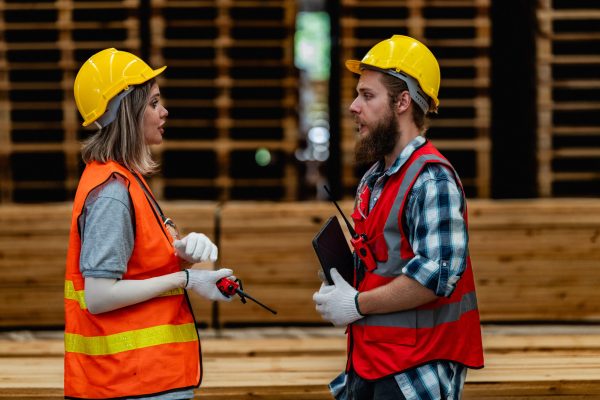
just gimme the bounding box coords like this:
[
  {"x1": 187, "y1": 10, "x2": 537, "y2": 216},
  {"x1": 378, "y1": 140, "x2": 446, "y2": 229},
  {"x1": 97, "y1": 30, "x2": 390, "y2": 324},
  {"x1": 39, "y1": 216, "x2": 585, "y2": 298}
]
[{"x1": 396, "y1": 91, "x2": 411, "y2": 114}]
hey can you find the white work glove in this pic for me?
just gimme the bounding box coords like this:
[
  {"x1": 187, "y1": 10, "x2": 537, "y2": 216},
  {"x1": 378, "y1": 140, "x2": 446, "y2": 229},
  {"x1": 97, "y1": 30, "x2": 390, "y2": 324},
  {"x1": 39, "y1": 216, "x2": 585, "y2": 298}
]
[
  {"x1": 173, "y1": 232, "x2": 218, "y2": 263},
  {"x1": 186, "y1": 268, "x2": 234, "y2": 302},
  {"x1": 312, "y1": 268, "x2": 364, "y2": 327}
]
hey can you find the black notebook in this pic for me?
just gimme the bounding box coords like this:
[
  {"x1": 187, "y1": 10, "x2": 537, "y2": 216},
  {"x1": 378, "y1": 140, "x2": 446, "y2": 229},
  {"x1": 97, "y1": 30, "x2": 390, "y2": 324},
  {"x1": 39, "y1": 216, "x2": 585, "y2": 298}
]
[{"x1": 312, "y1": 216, "x2": 354, "y2": 285}]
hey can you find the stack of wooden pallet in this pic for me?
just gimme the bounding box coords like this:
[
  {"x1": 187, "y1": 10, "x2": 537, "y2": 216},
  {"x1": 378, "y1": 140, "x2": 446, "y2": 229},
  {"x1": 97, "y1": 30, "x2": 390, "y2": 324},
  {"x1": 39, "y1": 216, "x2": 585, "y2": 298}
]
[
  {"x1": 0, "y1": 0, "x2": 142, "y2": 203},
  {"x1": 0, "y1": 0, "x2": 300, "y2": 204},
  {"x1": 149, "y1": 0, "x2": 299, "y2": 202},
  {"x1": 536, "y1": 0, "x2": 600, "y2": 197},
  {"x1": 339, "y1": 0, "x2": 492, "y2": 198}
]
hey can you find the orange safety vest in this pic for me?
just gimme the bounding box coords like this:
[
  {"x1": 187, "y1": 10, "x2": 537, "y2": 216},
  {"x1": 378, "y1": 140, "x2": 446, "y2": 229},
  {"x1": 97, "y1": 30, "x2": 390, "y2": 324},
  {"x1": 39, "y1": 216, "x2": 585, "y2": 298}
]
[
  {"x1": 349, "y1": 141, "x2": 484, "y2": 379},
  {"x1": 64, "y1": 161, "x2": 201, "y2": 399}
]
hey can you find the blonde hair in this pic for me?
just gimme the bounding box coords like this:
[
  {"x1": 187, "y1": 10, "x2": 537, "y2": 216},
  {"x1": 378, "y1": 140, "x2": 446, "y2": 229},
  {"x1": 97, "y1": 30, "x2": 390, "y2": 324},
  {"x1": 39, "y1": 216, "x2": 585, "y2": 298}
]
[{"x1": 81, "y1": 79, "x2": 158, "y2": 175}]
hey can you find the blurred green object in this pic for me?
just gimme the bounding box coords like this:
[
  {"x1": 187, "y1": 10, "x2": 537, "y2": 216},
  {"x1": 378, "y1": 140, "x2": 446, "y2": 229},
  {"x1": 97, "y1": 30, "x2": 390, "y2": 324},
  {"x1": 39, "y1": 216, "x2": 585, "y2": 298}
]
[
  {"x1": 295, "y1": 11, "x2": 331, "y2": 80},
  {"x1": 255, "y1": 148, "x2": 272, "y2": 167}
]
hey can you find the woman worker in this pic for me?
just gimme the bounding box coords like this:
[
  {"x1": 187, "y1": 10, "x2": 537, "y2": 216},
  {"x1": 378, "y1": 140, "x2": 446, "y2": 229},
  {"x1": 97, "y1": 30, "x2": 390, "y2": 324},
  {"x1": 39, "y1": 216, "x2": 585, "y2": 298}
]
[{"x1": 64, "y1": 48, "x2": 233, "y2": 400}]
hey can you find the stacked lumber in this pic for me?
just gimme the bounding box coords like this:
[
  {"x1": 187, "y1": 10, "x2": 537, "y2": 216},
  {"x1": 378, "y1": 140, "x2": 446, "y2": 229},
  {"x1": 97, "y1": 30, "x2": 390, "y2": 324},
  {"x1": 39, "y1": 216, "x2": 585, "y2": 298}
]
[
  {"x1": 217, "y1": 199, "x2": 600, "y2": 324},
  {"x1": 0, "y1": 201, "x2": 218, "y2": 327},
  {"x1": 468, "y1": 199, "x2": 600, "y2": 321},
  {"x1": 217, "y1": 201, "x2": 348, "y2": 325},
  {"x1": 1, "y1": 199, "x2": 599, "y2": 327},
  {"x1": 1, "y1": 326, "x2": 599, "y2": 398},
  {"x1": 0, "y1": 203, "x2": 72, "y2": 327}
]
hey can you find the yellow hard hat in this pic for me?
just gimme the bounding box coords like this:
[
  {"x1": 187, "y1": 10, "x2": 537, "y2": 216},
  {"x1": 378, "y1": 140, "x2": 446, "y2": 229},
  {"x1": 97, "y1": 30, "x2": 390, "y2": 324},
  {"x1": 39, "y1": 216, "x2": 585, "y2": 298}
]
[
  {"x1": 74, "y1": 48, "x2": 166, "y2": 127},
  {"x1": 346, "y1": 35, "x2": 440, "y2": 112}
]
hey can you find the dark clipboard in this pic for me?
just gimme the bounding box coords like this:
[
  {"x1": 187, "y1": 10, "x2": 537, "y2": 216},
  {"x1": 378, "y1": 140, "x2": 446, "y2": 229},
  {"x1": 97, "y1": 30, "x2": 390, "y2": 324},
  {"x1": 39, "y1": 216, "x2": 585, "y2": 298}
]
[{"x1": 312, "y1": 216, "x2": 354, "y2": 285}]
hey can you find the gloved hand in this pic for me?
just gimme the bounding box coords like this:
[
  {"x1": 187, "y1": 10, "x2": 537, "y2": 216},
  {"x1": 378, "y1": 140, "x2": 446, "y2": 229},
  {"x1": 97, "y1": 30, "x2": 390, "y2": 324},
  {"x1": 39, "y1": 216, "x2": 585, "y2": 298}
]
[
  {"x1": 173, "y1": 232, "x2": 218, "y2": 263},
  {"x1": 312, "y1": 268, "x2": 364, "y2": 327},
  {"x1": 186, "y1": 268, "x2": 234, "y2": 301}
]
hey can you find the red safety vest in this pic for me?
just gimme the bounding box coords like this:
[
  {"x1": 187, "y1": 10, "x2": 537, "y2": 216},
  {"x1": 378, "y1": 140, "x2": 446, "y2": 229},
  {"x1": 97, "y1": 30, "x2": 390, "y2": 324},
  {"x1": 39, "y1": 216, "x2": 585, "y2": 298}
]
[
  {"x1": 64, "y1": 161, "x2": 201, "y2": 399},
  {"x1": 348, "y1": 141, "x2": 484, "y2": 380}
]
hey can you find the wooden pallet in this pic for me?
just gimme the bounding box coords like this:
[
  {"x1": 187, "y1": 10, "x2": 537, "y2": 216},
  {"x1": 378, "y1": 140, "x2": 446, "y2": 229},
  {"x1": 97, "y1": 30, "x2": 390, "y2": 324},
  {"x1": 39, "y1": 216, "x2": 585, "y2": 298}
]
[
  {"x1": 536, "y1": 0, "x2": 600, "y2": 197},
  {"x1": 0, "y1": 325, "x2": 599, "y2": 398},
  {"x1": 0, "y1": 0, "x2": 142, "y2": 203},
  {"x1": 339, "y1": 0, "x2": 491, "y2": 199},
  {"x1": 149, "y1": 0, "x2": 299, "y2": 202}
]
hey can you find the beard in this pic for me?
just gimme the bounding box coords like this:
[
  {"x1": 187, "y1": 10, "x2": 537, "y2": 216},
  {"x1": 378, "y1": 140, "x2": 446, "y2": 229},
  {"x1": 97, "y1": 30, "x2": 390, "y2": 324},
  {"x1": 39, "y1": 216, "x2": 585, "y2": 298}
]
[{"x1": 354, "y1": 110, "x2": 399, "y2": 167}]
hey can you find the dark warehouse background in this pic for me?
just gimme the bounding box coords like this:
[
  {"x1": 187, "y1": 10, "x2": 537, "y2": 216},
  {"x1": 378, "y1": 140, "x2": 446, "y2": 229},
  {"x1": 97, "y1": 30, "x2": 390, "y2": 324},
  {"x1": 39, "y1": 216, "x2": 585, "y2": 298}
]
[{"x1": 0, "y1": 0, "x2": 598, "y2": 203}]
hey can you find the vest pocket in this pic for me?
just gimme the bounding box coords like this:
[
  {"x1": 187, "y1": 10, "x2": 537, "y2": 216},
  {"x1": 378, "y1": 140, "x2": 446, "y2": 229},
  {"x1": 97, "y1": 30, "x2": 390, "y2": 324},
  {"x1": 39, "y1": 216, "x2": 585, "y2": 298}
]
[{"x1": 363, "y1": 310, "x2": 417, "y2": 346}]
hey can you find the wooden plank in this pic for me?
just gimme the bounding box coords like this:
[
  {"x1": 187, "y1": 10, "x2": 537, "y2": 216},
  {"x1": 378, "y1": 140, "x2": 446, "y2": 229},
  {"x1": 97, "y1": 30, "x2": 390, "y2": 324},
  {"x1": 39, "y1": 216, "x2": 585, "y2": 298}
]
[
  {"x1": 218, "y1": 202, "x2": 352, "y2": 324},
  {"x1": 218, "y1": 199, "x2": 600, "y2": 323},
  {"x1": 2, "y1": 326, "x2": 600, "y2": 398},
  {"x1": 3, "y1": 325, "x2": 600, "y2": 357},
  {"x1": 0, "y1": 199, "x2": 599, "y2": 326}
]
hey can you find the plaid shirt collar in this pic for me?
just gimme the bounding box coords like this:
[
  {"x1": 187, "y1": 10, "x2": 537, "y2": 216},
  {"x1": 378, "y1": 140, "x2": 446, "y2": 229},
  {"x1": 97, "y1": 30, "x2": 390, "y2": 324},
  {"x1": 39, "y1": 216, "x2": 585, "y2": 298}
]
[
  {"x1": 360, "y1": 136, "x2": 427, "y2": 212},
  {"x1": 363, "y1": 136, "x2": 427, "y2": 189}
]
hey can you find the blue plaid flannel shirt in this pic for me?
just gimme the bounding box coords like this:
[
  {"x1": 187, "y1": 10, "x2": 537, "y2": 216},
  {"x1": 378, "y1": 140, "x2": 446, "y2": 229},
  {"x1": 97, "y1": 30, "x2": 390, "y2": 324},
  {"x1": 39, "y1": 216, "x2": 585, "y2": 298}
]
[{"x1": 331, "y1": 136, "x2": 468, "y2": 400}]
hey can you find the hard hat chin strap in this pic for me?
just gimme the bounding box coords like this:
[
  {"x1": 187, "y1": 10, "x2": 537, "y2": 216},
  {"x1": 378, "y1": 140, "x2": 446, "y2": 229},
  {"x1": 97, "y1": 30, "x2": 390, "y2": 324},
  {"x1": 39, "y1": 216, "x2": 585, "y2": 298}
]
[
  {"x1": 361, "y1": 64, "x2": 431, "y2": 114},
  {"x1": 95, "y1": 87, "x2": 135, "y2": 129}
]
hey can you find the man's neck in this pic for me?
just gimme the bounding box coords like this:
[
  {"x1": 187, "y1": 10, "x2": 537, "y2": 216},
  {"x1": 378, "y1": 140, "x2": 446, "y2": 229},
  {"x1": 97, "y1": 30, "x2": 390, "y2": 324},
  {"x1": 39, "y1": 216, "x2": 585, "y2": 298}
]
[{"x1": 384, "y1": 128, "x2": 421, "y2": 169}]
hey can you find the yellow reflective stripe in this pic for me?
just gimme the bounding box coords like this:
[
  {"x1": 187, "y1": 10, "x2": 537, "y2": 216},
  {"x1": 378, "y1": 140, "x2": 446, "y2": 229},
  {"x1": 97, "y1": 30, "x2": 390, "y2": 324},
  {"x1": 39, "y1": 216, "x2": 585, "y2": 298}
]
[
  {"x1": 159, "y1": 288, "x2": 185, "y2": 297},
  {"x1": 64, "y1": 280, "x2": 184, "y2": 310},
  {"x1": 64, "y1": 280, "x2": 87, "y2": 309},
  {"x1": 65, "y1": 322, "x2": 197, "y2": 355}
]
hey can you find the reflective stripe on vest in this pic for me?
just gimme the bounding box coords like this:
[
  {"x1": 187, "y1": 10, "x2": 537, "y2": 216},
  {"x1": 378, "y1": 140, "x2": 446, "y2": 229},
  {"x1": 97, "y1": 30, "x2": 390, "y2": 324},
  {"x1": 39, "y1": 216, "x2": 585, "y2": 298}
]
[
  {"x1": 64, "y1": 280, "x2": 184, "y2": 310},
  {"x1": 354, "y1": 290, "x2": 477, "y2": 328},
  {"x1": 376, "y1": 154, "x2": 453, "y2": 277},
  {"x1": 65, "y1": 322, "x2": 197, "y2": 355}
]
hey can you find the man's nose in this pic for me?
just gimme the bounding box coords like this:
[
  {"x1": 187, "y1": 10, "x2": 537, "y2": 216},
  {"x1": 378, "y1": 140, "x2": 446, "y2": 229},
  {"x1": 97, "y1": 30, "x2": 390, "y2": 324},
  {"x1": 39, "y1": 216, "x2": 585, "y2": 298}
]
[{"x1": 349, "y1": 97, "x2": 360, "y2": 114}]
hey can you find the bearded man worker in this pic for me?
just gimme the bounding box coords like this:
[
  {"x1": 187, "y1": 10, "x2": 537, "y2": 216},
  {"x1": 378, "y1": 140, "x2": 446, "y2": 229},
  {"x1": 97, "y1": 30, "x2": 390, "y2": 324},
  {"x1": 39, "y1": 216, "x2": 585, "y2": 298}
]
[{"x1": 313, "y1": 35, "x2": 484, "y2": 399}]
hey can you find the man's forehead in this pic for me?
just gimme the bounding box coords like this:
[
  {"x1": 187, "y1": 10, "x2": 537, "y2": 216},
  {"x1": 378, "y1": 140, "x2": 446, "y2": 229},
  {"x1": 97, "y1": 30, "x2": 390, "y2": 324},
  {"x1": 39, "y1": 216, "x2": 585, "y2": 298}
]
[{"x1": 357, "y1": 69, "x2": 383, "y2": 90}]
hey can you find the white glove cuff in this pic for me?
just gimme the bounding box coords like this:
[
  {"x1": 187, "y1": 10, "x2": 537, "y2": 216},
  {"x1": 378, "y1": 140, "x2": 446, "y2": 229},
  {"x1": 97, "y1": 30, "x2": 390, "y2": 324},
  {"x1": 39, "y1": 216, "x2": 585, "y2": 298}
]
[
  {"x1": 355, "y1": 293, "x2": 365, "y2": 317},
  {"x1": 339, "y1": 292, "x2": 363, "y2": 324}
]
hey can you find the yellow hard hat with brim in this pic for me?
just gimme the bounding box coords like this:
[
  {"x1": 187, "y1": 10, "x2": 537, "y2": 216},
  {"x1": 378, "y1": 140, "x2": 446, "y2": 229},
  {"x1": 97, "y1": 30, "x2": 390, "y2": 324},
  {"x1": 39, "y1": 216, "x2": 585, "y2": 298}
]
[
  {"x1": 74, "y1": 48, "x2": 166, "y2": 127},
  {"x1": 346, "y1": 35, "x2": 440, "y2": 112}
]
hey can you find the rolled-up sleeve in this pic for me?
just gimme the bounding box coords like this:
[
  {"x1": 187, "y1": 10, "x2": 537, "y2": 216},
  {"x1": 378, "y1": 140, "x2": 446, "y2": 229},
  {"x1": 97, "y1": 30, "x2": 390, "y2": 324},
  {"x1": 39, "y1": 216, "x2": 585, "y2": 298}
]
[{"x1": 401, "y1": 164, "x2": 468, "y2": 297}]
